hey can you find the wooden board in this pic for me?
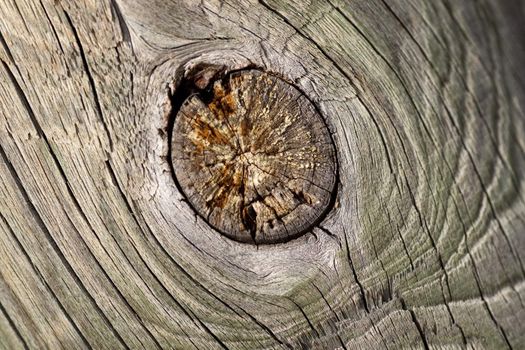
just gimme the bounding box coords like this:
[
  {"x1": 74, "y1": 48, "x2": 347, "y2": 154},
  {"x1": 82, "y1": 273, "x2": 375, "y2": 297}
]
[{"x1": 0, "y1": 0, "x2": 524, "y2": 348}]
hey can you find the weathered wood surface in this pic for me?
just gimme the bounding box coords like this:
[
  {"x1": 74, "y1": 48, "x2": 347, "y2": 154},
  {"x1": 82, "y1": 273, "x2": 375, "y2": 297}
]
[{"x1": 0, "y1": 0, "x2": 524, "y2": 349}]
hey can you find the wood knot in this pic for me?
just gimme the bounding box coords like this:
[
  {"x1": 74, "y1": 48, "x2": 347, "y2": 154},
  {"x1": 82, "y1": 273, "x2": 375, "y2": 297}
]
[{"x1": 171, "y1": 69, "x2": 337, "y2": 244}]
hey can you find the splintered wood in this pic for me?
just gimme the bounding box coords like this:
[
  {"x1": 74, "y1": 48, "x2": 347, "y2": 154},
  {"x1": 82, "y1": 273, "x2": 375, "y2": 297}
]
[{"x1": 171, "y1": 70, "x2": 337, "y2": 244}]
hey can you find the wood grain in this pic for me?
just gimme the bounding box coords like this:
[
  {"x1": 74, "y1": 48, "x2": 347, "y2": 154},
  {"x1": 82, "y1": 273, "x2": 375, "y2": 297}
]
[{"x1": 0, "y1": 0, "x2": 524, "y2": 348}]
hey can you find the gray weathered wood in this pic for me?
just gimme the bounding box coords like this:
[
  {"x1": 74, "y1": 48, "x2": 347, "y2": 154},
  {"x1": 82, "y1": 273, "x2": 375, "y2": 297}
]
[{"x1": 0, "y1": 0, "x2": 524, "y2": 348}]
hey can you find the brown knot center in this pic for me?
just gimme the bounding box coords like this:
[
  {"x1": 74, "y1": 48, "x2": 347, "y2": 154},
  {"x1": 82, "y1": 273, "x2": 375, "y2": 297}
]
[{"x1": 171, "y1": 70, "x2": 337, "y2": 244}]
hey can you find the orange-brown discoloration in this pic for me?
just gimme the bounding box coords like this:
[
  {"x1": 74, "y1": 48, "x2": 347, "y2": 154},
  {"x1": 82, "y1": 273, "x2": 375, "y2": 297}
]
[
  {"x1": 240, "y1": 117, "x2": 252, "y2": 137},
  {"x1": 205, "y1": 164, "x2": 244, "y2": 210},
  {"x1": 208, "y1": 83, "x2": 237, "y2": 120},
  {"x1": 191, "y1": 117, "x2": 231, "y2": 147}
]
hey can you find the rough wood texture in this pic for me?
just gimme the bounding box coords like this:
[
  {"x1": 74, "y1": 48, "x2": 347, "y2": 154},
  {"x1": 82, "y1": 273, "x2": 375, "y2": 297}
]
[
  {"x1": 0, "y1": 0, "x2": 524, "y2": 349},
  {"x1": 172, "y1": 69, "x2": 337, "y2": 244}
]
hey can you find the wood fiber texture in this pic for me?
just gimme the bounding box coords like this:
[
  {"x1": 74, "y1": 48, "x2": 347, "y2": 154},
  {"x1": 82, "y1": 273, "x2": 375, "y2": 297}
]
[{"x1": 0, "y1": 0, "x2": 524, "y2": 349}]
